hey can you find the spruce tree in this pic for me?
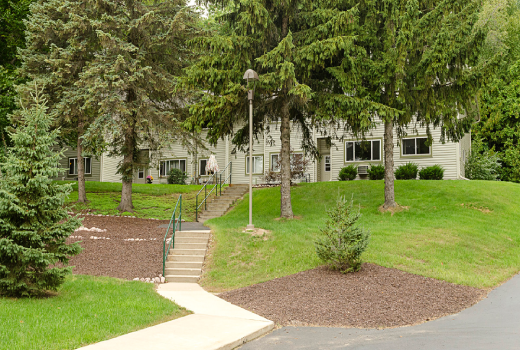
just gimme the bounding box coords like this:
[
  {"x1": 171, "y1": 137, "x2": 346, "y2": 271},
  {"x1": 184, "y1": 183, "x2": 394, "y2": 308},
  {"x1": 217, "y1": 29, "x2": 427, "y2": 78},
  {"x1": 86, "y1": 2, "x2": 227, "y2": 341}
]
[
  {"x1": 17, "y1": 0, "x2": 99, "y2": 203},
  {"x1": 0, "y1": 89, "x2": 82, "y2": 297},
  {"x1": 76, "y1": 0, "x2": 200, "y2": 212},
  {"x1": 330, "y1": 0, "x2": 494, "y2": 209},
  {"x1": 186, "y1": 0, "x2": 493, "y2": 214},
  {"x1": 184, "y1": 0, "x2": 376, "y2": 218}
]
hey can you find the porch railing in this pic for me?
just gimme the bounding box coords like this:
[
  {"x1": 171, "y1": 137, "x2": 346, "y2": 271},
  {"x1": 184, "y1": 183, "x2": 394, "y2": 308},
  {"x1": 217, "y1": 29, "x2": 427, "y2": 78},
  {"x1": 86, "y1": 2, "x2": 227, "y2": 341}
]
[{"x1": 163, "y1": 195, "x2": 182, "y2": 276}]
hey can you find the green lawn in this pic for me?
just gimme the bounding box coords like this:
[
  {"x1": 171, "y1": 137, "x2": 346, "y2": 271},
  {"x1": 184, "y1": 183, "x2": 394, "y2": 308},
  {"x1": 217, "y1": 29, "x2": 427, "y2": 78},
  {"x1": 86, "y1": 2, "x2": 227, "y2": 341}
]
[
  {"x1": 202, "y1": 180, "x2": 520, "y2": 291},
  {"x1": 59, "y1": 181, "x2": 207, "y2": 221},
  {"x1": 0, "y1": 275, "x2": 189, "y2": 350}
]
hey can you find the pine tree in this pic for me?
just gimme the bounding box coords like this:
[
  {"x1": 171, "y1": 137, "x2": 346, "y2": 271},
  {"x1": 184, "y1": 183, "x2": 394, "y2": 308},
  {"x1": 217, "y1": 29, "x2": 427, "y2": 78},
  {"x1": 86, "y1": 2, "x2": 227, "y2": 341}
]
[
  {"x1": 77, "y1": 0, "x2": 200, "y2": 212},
  {"x1": 186, "y1": 0, "x2": 493, "y2": 214},
  {"x1": 184, "y1": 0, "x2": 377, "y2": 218},
  {"x1": 17, "y1": 0, "x2": 100, "y2": 203},
  {"x1": 0, "y1": 89, "x2": 82, "y2": 297}
]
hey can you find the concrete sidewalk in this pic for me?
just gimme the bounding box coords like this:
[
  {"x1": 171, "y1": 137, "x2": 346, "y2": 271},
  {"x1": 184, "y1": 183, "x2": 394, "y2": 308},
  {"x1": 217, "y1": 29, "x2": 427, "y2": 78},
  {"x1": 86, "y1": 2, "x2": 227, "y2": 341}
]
[{"x1": 79, "y1": 283, "x2": 274, "y2": 350}]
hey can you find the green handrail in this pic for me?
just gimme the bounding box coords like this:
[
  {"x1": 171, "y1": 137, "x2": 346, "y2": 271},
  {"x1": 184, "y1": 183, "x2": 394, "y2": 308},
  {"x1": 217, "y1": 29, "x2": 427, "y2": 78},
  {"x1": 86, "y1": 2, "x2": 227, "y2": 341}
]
[{"x1": 163, "y1": 195, "x2": 182, "y2": 277}]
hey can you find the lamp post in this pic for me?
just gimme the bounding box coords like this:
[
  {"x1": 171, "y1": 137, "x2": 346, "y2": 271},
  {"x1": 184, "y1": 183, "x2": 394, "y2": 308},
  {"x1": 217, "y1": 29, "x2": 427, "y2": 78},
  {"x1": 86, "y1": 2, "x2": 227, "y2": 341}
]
[{"x1": 243, "y1": 69, "x2": 259, "y2": 231}]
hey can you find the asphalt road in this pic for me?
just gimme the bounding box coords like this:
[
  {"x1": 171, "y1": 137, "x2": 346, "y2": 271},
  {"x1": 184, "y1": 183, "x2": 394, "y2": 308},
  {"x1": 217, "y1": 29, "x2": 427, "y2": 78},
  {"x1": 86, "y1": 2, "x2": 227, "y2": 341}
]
[{"x1": 240, "y1": 273, "x2": 520, "y2": 350}]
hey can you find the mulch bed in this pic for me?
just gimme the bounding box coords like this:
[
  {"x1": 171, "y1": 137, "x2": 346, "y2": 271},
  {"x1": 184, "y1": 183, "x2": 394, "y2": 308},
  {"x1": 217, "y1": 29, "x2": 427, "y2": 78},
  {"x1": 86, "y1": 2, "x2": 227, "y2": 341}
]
[
  {"x1": 66, "y1": 216, "x2": 170, "y2": 280},
  {"x1": 219, "y1": 264, "x2": 486, "y2": 328}
]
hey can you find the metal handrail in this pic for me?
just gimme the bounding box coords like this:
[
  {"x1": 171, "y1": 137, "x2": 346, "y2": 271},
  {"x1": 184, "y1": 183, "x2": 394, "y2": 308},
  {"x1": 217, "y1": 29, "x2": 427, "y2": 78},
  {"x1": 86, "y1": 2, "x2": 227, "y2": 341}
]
[
  {"x1": 163, "y1": 195, "x2": 182, "y2": 276},
  {"x1": 195, "y1": 161, "x2": 232, "y2": 221},
  {"x1": 219, "y1": 162, "x2": 232, "y2": 196},
  {"x1": 195, "y1": 170, "x2": 220, "y2": 222}
]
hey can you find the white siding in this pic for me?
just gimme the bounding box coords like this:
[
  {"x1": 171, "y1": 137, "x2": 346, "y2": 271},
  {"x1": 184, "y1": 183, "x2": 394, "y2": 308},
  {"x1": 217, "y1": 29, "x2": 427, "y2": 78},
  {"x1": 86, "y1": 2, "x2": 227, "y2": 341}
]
[{"x1": 101, "y1": 154, "x2": 123, "y2": 183}]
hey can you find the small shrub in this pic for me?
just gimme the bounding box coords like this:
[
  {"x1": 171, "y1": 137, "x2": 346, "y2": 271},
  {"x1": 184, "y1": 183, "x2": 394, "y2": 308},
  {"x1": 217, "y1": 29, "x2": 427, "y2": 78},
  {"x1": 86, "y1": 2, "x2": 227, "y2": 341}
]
[
  {"x1": 465, "y1": 150, "x2": 501, "y2": 180},
  {"x1": 367, "y1": 164, "x2": 385, "y2": 180},
  {"x1": 419, "y1": 165, "x2": 444, "y2": 180},
  {"x1": 315, "y1": 196, "x2": 370, "y2": 273},
  {"x1": 167, "y1": 168, "x2": 188, "y2": 184},
  {"x1": 338, "y1": 165, "x2": 357, "y2": 181},
  {"x1": 394, "y1": 162, "x2": 418, "y2": 180}
]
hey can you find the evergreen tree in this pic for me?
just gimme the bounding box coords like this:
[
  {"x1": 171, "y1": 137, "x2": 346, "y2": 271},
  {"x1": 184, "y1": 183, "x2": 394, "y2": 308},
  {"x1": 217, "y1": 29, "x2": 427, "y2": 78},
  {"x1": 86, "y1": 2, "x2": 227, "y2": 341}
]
[
  {"x1": 331, "y1": 0, "x2": 492, "y2": 209},
  {"x1": 17, "y1": 0, "x2": 100, "y2": 203},
  {"x1": 0, "y1": 0, "x2": 36, "y2": 154},
  {"x1": 78, "y1": 0, "x2": 200, "y2": 212},
  {"x1": 184, "y1": 0, "x2": 374, "y2": 218},
  {"x1": 185, "y1": 0, "x2": 491, "y2": 216},
  {"x1": 18, "y1": 0, "x2": 201, "y2": 211},
  {"x1": 0, "y1": 89, "x2": 82, "y2": 297}
]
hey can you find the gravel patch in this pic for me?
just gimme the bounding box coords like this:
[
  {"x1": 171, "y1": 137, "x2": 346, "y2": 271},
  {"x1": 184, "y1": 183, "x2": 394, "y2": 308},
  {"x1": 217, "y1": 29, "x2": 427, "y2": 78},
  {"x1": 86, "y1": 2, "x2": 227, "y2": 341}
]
[
  {"x1": 219, "y1": 264, "x2": 486, "y2": 328},
  {"x1": 67, "y1": 216, "x2": 170, "y2": 280}
]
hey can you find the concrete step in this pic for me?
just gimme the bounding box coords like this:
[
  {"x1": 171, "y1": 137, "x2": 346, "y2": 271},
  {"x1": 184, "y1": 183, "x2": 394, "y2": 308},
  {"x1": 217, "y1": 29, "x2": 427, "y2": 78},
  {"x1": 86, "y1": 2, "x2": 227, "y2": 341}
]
[
  {"x1": 198, "y1": 215, "x2": 220, "y2": 221},
  {"x1": 165, "y1": 275, "x2": 200, "y2": 283},
  {"x1": 165, "y1": 268, "x2": 201, "y2": 276},
  {"x1": 170, "y1": 248, "x2": 206, "y2": 256},
  {"x1": 175, "y1": 237, "x2": 209, "y2": 244},
  {"x1": 174, "y1": 242, "x2": 208, "y2": 250},
  {"x1": 165, "y1": 261, "x2": 203, "y2": 269},
  {"x1": 175, "y1": 231, "x2": 210, "y2": 239},
  {"x1": 200, "y1": 210, "x2": 226, "y2": 216},
  {"x1": 167, "y1": 254, "x2": 205, "y2": 262}
]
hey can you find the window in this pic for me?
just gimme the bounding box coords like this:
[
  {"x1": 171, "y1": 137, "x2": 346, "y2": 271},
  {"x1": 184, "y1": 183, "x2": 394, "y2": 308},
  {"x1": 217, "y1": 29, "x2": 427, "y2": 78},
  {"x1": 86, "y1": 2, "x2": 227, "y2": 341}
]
[
  {"x1": 324, "y1": 155, "x2": 331, "y2": 172},
  {"x1": 68, "y1": 157, "x2": 91, "y2": 175},
  {"x1": 270, "y1": 153, "x2": 303, "y2": 172},
  {"x1": 160, "y1": 159, "x2": 186, "y2": 176},
  {"x1": 138, "y1": 169, "x2": 144, "y2": 179},
  {"x1": 345, "y1": 140, "x2": 381, "y2": 162},
  {"x1": 402, "y1": 137, "x2": 430, "y2": 156},
  {"x1": 199, "y1": 159, "x2": 208, "y2": 175},
  {"x1": 271, "y1": 154, "x2": 280, "y2": 172},
  {"x1": 246, "y1": 156, "x2": 263, "y2": 174}
]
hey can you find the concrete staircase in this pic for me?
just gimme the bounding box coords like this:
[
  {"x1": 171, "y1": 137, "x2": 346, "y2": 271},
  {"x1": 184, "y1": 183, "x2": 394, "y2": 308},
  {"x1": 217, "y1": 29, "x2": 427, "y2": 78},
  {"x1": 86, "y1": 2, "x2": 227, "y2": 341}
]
[
  {"x1": 197, "y1": 184, "x2": 249, "y2": 222},
  {"x1": 164, "y1": 230, "x2": 210, "y2": 283}
]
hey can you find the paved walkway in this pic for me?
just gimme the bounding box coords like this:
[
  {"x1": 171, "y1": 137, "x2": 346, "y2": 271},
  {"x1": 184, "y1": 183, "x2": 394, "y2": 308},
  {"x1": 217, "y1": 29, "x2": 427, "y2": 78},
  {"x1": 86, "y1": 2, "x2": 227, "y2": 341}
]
[
  {"x1": 79, "y1": 283, "x2": 274, "y2": 350},
  {"x1": 240, "y1": 273, "x2": 520, "y2": 350}
]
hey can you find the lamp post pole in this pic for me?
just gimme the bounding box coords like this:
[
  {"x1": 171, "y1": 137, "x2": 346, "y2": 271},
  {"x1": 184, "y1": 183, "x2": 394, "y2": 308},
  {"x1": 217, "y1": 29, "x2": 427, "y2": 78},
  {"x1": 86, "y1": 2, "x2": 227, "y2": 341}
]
[
  {"x1": 247, "y1": 90, "x2": 254, "y2": 230},
  {"x1": 243, "y1": 69, "x2": 259, "y2": 231}
]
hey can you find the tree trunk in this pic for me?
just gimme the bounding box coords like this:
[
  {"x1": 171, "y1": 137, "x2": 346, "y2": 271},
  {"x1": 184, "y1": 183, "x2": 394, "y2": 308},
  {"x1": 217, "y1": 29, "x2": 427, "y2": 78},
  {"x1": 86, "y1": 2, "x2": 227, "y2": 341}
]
[
  {"x1": 77, "y1": 120, "x2": 88, "y2": 203},
  {"x1": 280, "y1": 104, "x2": 293, "y2": 218},
  {"x1": 117, "y1": 128, "x2": 135, "y2": 212},
  {"x1": 383, "y1": 119, "x2": 396, "y2": 209}
]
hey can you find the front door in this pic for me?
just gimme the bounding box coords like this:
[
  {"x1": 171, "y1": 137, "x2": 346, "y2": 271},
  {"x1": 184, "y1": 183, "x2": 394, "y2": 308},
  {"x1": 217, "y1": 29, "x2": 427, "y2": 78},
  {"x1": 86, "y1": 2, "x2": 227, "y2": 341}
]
[{"x1": 322, "y1": 155, "x2": 331, "y2": 181}]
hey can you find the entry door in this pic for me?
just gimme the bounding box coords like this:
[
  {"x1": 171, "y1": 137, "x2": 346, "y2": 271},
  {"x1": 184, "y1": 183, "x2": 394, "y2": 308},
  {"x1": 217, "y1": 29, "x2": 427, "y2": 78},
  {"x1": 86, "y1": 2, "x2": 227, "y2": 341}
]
[{"x1": 322, "y1": 155, "x2": 331, "y2": 181}]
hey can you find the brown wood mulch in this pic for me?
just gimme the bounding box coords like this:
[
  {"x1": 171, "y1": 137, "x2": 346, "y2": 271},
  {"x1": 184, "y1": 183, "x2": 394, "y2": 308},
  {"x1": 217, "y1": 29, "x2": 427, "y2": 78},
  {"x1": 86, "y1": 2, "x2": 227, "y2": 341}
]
[
  {"x1": 66, "y1": 216, "x2": 170, "y2": 280},
  {"x1": 65, "y1": 217, "x2": 486, "y2": 328},
  {"x1": 219, "y1": 264, "x2": 487, "y2": 328}
]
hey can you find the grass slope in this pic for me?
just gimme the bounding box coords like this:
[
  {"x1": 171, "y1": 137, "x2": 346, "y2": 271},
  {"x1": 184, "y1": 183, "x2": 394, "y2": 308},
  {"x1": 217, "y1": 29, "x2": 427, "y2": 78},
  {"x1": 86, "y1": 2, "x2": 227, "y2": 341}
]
[
  {"x1": 59, "y1": 181, "x2": 203, "y2": 221},
  {"x1": 202, "y1": 180, "x2": 520, "y2": 291},
  {"x1": 0, "y1": 275, "x2": 188, "y2": 350}
]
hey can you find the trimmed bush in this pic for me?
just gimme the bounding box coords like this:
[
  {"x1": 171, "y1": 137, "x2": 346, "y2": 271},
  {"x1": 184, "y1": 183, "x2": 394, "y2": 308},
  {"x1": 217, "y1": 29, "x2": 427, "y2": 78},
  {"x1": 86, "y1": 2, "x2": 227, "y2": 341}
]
[
  {"x1": 367, "y1": 164, "x2": 385, "y2": 180},
  {"x1": 315, "y1": 196, "x2": 370, "y2": 273},
  {"x1": 167, "y1": 168, "x2": 188, "y2": 184},
  {"x1": 394, "y1": 162, "x2": 418, "y2": 180},
  {"x1": 419, "y1": 165, "x2": 444, "y2": 180},
  {"x1": 338, "y1": 165, "x2": 357, "y2": 181}
]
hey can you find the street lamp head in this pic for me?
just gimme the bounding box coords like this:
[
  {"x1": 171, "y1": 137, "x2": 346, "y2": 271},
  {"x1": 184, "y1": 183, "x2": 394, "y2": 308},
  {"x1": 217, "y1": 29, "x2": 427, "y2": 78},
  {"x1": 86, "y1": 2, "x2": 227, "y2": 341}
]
[{"x1": 243, "y1": 69, "x2": 259, "y2": 82}]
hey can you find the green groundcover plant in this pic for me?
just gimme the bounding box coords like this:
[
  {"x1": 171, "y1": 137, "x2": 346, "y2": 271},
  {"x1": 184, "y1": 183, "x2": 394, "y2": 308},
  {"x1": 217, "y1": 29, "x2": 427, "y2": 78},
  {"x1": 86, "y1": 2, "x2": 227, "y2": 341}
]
[{"x1": 0, "y1": 92, "x2": 82, "y2": 297}]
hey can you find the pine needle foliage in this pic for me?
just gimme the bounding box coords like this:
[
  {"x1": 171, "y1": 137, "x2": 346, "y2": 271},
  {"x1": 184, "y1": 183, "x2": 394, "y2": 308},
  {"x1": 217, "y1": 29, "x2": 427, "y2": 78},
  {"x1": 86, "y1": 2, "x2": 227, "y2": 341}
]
[
  {"x1": 0, "y1": 90, "x2": 82, "y2": 297},
  {"x1": 315, "y1": 196, "x2": 370, "y2": 273},
  {"x1": 18, "y1": 0, "x2": 203, "y2": 212}
]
